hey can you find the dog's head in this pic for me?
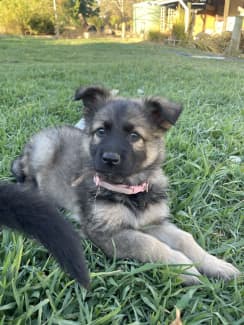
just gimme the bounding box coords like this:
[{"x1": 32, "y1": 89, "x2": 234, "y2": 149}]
[{"x1": 75, "y1": 86, "x2": 182, "y2": 182}]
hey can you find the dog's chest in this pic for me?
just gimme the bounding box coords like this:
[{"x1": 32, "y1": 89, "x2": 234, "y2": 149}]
[{"x1": 85, "y1": 186, "x2": 169, "y2": 233}]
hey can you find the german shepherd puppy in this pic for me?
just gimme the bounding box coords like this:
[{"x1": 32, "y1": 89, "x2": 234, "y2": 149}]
[
  {"x1": 0, "y1": 183, "x2": 89, "y2": 288},
  {"x1": 12, "y1": 86, "x2": 240, "y2": 284}
]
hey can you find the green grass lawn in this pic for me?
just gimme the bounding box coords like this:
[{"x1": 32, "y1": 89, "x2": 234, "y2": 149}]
[{"x1": 0, "y1": 37, "x2": 243, "y2": 324}]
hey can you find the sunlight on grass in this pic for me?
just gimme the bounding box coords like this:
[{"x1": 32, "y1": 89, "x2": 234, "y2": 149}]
[{"x1": 51, "y1": 37, "x2": 143, "y2": 46}]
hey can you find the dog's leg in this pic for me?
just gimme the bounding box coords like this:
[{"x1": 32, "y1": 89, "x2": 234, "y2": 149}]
[
  {"x1": 144, "y1": 222, "x2": 240, "y2": 280},
  {"x1": 89, "y1": 229, "x2": 201, "y2": 285}
]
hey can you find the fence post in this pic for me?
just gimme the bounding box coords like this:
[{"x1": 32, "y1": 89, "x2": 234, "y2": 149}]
[
  {"x1": 226, "y1": 16, "x2": 243, "y2": 55},
  {"x1": 222, "y1": 0, "x2": 230, "y2": 32}
]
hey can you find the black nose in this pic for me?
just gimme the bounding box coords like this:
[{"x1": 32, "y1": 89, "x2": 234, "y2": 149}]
[{"x1": 102, "y1": 152, "x2": 121, "y2": 165}]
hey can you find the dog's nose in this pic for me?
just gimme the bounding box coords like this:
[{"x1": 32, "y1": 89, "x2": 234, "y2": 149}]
[{"x1": 102, "y1": 152, "x2": 121, "y2": 165}]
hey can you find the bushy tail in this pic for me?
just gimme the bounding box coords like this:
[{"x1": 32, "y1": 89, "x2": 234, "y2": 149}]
[{"x1": 0, "y1": 183, "x2": 89, "y2": 288}]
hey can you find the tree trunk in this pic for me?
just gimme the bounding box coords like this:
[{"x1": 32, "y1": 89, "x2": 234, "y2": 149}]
[
  {"x1": 53, "y1": 0, "x2": 59, "y2": 38},
  {"x1": 121, "y1": 21, "x2": 126, "y2": 39},
  {"x1": 78, "y1": 13, "x2": 89, "y2": 32},
  {"x1": 121, "y1": 0, "x2": 126, "y2": 39}
]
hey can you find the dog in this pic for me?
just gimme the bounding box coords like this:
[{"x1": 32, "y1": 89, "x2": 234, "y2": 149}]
[
  {"x1": 11, "y1": 85, "x2": 240, "y2": 284},
  {"x1": 0, "y1": 183, "x2": 89, "y2": 288}
]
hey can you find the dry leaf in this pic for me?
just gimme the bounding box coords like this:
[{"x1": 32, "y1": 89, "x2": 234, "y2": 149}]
[{"x1": 170, "y1": 308, "x2": 183, "y2": 325}]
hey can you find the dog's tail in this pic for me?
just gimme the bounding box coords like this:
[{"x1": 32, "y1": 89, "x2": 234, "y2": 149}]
[{"x1": 0, "y1": 183, "x2": 89, "y2": 288}]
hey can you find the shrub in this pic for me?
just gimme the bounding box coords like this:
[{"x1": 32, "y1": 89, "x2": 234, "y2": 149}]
[
  {"x1": 88, "y1": 16, "x2": 105, "y2": 32},
  {"x1": 192, "y1": 32, "x2": 239, "y2": 53},
  {"x1": 28, "y1": 14, "x2": 55, "y2": 35},
  {"x1": 0, "y1": 0, "x2": 55, "y2": 35},
  {"x1": 147, "y1": 30, "x2": 169, "y2": 42},
  {"x1": 172, "y1": 23, "x2": 186, "y2": 41}
]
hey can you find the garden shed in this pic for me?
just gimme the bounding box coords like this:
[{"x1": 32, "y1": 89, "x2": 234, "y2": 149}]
[
  {"x1": 133, "y1": 0, "x2": 191, "y2": 34},
  {"x1": 133, "y1": 0, "x2": 244, "y2": 35}
]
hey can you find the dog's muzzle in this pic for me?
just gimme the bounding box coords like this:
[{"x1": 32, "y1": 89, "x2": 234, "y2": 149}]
[{"x1": 102, "y1": 152, "x2": 121, "y2": 166}]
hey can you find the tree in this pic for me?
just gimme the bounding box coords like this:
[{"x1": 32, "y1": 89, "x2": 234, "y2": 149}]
[
  {"x1": 0, "y1": 0, "x2": 54, "y2": 35},
  {"x1": 99, "y1": 0, "x2": 141, "y2": 37},
  {"x1": 77, "y1": 0, "x2": 100, "y2": 30}
]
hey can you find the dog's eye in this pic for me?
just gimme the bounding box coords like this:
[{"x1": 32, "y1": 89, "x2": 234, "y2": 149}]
[
  {"x1": 95, "y1": 128, "x2": 106, "y2": 138},
  {"x1": 129, "y1": 132, "x2": 141, "y2": 142}
]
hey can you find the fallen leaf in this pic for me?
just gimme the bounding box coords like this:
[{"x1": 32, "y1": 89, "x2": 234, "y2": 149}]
[{"x1": 170, "y1": 308, "x2": 183, "y2": 325}]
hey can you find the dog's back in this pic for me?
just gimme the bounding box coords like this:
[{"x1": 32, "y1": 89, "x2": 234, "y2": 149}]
[{"x1": 12, "y1": 126, "x2": 89, "y2": 214}]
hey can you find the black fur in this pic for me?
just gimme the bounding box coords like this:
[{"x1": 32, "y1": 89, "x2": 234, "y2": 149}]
[
  {"x1": 74, "y1": 85, "x2": 111, "y2": 122},
  {"x1": 0, "y1": 183, "x2": 89, "y2": 288},
  {"x1": 89, "y1": 101, "x2": 149, "y2": 179},
  {"x1": 83, "y1": 181, "x2": 167, "y2": 214},
  {"x1": 97, "y1": 190, "x2": 167, "y2": 215}
]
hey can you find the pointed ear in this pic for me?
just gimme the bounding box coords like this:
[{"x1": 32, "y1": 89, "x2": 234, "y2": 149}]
[
  {"x1": 74, "y1": 86, "x2": 111, "y2": 115},
  {"x1": 144, "y1": 97, "x2": 183, "y2": 131}
]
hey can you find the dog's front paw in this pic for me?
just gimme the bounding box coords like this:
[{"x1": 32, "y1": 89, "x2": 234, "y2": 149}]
[
  {"x1": 180, "y1": 266, "x2": 202, "y2": 285},
  {"x1": 200, "y1": 254, "x2": 240, "y2": 280},
  {"x1": 168, "y1": 251, "x2": 201, "y2": 285}
]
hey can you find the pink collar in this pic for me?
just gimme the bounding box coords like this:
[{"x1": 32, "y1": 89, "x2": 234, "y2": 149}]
[{"x1": 94, "y1": 174, "x2": 149, "y2": 195}]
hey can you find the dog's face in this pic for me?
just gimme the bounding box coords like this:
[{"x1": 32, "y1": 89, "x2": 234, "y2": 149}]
[{"x1": 75, "y1": 86, "x2": 182, "y2": 182}]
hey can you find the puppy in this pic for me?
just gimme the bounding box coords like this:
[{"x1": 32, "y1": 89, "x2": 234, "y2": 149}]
[{"x1": 12, "y1": 86, "x2": 240, "y2": 284}]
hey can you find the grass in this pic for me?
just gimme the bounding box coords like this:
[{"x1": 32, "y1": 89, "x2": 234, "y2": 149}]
[{"x1": 0, "y1": 37, "x2": 243, "y2": 324}]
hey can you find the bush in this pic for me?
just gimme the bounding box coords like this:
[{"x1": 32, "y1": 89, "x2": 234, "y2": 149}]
[
  {"x1": 28, "y1": 14, "x2": 55, "y2": 35},
  {"x1": 88, "y1": 16, "x2": 105, "y2": 32},
  {"x1": 172, "y1": 23, "x2": 186, "y2": 41},
  {"x1": 147, "y1": 30, "x2": 169, "y2": 42},
  {"x1": 192, "y1": 32, "x2": 236, "y2": 53},
  {"x1": 0, "y1": 0, "x2": 56, "y2": 35}
]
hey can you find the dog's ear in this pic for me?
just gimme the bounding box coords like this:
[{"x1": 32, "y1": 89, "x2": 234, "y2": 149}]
[
  {"x1": 74, "y1": 86, "x2": 110, "y2": 112},
  {"x1": 144, "y1": 97, "x2": 183, "y2": 131}
]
